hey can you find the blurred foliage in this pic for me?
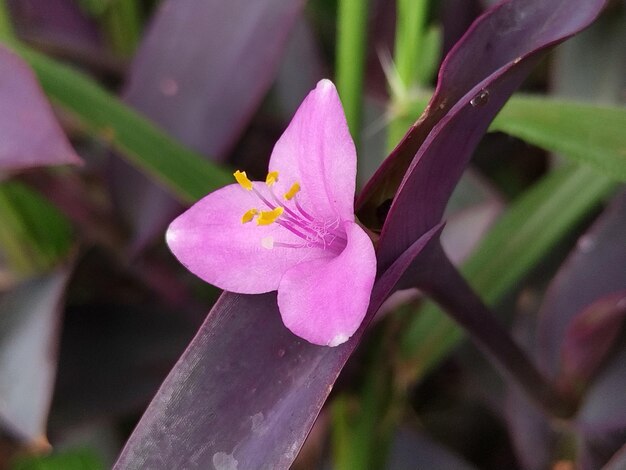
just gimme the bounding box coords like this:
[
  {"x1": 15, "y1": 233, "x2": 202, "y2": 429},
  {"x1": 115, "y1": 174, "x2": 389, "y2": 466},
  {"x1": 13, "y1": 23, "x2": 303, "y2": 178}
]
[{"x1": 0, "y1": 181, "x2": 73, "y2": 276}]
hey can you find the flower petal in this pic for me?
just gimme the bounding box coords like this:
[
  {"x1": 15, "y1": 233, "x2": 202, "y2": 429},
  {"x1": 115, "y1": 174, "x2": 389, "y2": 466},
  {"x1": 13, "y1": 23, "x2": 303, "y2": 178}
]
[
  {"x1": 268, "y1": 79, "x2": 357, "y2": 222},
  {"x1": 166, "y1": 184, "x2": 331, "y2": 294},
  {"x1": 276, "y1": 221, "x2": 376, "y2": 346}
]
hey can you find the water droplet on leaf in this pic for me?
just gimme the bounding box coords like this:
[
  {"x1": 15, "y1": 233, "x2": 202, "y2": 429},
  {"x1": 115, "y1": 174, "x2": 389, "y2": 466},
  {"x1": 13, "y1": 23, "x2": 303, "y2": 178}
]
[{"x1": 470, "y1": 89, "x2": 490, "y2": 107}]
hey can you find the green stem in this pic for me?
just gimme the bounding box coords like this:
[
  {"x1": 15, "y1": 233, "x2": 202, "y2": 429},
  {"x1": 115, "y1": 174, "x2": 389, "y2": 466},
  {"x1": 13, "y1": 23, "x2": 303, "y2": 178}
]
[
  {"x1": 0, "y1": 0, "x2": 16, "y2": 43},
  {"x1": 103, "y1": 0, "x2": 142, "y2": 57},
  {"x1": 393, "y1": 0, "x2": 429, "y2": 87},
  {"x1": 336, "y1": 0, "x2": 370, "y2": 143},
  {"x1": 387, "y1": 0, "x2": 429, "y2": 149}
]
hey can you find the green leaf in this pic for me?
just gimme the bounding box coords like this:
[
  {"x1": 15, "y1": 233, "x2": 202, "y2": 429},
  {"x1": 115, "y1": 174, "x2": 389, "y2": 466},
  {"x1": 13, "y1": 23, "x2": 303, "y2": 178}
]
[
  {"x1": 11, "y1": 448, "x2": 104, "y2": 470},
  {"x1": 0, "y1": 181, "x2": 73, "y2": 275},
  {"x1": 401, "y1": 93, "x2": 626, "y2": 181},
  {"x1": 400, "y1": 165, "x2": 615, "y2": 376},
  {"x1": 491, "y1": 95, "x2": 626, "y2": 181},
  {"x1": 5, "y1": 44, "x2": 232, "y2": 203}
]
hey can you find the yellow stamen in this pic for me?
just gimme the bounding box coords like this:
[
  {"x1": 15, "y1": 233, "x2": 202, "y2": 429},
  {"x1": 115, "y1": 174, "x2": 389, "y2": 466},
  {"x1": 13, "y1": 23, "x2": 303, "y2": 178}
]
[
  {"x1": 241, "y1": 208, "x2": 258, "y2": 224},
  {"x1": 265, "y1": 171, "x2": 279, "y2": 187},
  {"x1": 257, "y1": 207, "x2": 284, "y2": 226},
  {"x1": 284, "y1": 182, "x2": 301, "y2": 200},
  {"x1": 234, "y1": 170, "x2": 253, "y2": 190}
]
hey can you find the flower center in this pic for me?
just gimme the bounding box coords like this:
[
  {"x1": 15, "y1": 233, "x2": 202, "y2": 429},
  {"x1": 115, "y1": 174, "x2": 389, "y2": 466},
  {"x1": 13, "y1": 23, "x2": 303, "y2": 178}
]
[{"x1": 234, "y1": 170, "x2": 347, "y2": 254}]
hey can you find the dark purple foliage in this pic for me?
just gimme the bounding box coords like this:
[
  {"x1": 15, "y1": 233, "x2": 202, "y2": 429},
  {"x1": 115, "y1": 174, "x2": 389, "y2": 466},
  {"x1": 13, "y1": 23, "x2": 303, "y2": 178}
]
[
  {"x1": 507, "y1": 191, "x2": 626, "y2": 470},
  {"x1": 0, "y1": 46, "x2": 81, "y2": 173},
  {"x1": 7, "y1": 0, "x2": 100, "y2": 49}
]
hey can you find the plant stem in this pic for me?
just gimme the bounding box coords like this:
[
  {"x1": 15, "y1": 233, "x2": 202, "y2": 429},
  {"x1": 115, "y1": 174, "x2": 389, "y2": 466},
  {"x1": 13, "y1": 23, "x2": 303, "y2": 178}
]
[
  {"x1": 416, "y1": 243, "x2": 576, "y2": 418},
  {"x1": 393, "y1": 0, "x2": 429, "y2": 87},
  {"x1": 0, "y1": 0, "x2": 16, "y2": 43},
  {"x1": 387, "y1": 0, "x2": 429, "y2": 148},
  {"x1": 103, "y1": 0, "x2": 142, "y2": 57},
  {"x1": 336, "y1": 0, "x2": 369, "y2": 142}
]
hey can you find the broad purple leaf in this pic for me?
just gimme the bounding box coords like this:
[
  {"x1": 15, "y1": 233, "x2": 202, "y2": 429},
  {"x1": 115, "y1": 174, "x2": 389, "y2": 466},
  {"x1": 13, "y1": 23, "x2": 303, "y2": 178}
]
[
  {"x1": 113, "y1": 0, "x2": 305, "y2": 254},
  {"x1": 0, "y1": 266, "x2": 71, "y2": 444},
  {"x1": 124, "y1": 0, "x2": 305, "y2": 158},
  {"x1": 560, "y1": 291, "x2": 626, "y2": 390},
  {"x1": 7, "y1": 0, "x2": 100, "y2": 50},
  {"x1": 0, "y1": 45, "x2": 82, "y2": 172},
  {"x1": 369, "y1": 0, "x2": 607, "y2": 268},
  {"x1": 529, "y1": 191, "x2": 626, "y2": 469},
  {"x1": 114, "y1": 225, "x2": 443, "y2": 469},
  {"x1": 537, "y1": 192, "x2": 626, "y2": 378}
]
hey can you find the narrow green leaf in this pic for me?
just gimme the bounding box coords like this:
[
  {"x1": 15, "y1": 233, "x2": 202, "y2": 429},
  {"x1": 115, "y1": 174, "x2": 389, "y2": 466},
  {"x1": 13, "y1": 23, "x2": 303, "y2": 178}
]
[
  {"x1": 491, "y1": 95, "x2": 626, "y2": 181},
  {"x1": 0, "y1": 181, "x2": 73, "y2": 275},
  {"x1": 5, "y1": 44, "x2": 232, "y2": 203},
  {"x1": 11, "y1": 448, "x2": 104, "y2": 470},
  {"x1": 401, "y1": 93, "x2": 626, "y2": 181},
  {"x1": 401, "y1": 165, "x2": 615, "y2": 376}
]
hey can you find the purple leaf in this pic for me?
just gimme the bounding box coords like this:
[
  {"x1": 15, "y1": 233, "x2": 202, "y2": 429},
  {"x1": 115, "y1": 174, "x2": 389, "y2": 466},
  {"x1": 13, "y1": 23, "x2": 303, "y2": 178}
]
[
  {"x1": 0, "y1": 45, "x2": 82, "y2": 172},
  {"x1": 123, "y1": 0, "x2": 305, "y2": 158},
  {"x1": 369, "y1": 0, "x2": 607, "y2": 267},
  {"x1": 0, "y1": 266, "x2": 71, "y2": 444},
  {"x1": 7, "y1": 0, "x2": 100, "y2": 50},
  {"x1": 531, "y1": 192, "x2": 626, "y2": 469},
  {"x1": 112, "y1": 0, "x2": 305, "y2": 254},
  {"x1": 537, "y1": 192, "x2": 626, "y2": 378},
  {"x1": 114, "y1": 225, "x2": 443, "y2": 469},
  {"x1": 560, "y1": 291, "x2": 626, "y2": 391}
]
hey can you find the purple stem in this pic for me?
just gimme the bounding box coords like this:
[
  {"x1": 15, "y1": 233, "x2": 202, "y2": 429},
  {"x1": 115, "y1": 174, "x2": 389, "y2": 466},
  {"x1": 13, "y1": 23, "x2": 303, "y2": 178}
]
[{"x1": 415, "y1": 243, "x2": 576, "y2": 419}]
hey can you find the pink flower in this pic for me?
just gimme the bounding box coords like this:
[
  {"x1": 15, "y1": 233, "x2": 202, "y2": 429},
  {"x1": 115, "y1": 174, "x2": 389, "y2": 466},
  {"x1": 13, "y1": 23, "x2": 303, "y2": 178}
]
[{"x1": 166, "y1": 80, "x2": 376, "y2": 346}]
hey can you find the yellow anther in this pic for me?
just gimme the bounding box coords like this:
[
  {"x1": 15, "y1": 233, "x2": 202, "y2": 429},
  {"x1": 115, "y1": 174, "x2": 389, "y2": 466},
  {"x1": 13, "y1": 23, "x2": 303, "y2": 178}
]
[
  {"x1": 265, "y1": 171, "x2": 279, "y2": 187},
  {"x1": 234, "y1": 170, "x2": 253, "y2": 190},
  {"x1": 257, "y1": 207, "x2": 284, "y2": 226},
  {"x1": 284, "y1": 182, "x2": 301, "y2": 200},
  {"x1": 241, "y1": 208, "x2": 258, "y2": 224}
]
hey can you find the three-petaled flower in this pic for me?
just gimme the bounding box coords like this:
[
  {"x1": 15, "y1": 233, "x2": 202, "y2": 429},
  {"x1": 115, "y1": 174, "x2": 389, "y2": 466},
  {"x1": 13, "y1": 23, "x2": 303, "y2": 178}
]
[{"x1": 166, "y1": 79, "x2": 376, "y2": 346}]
